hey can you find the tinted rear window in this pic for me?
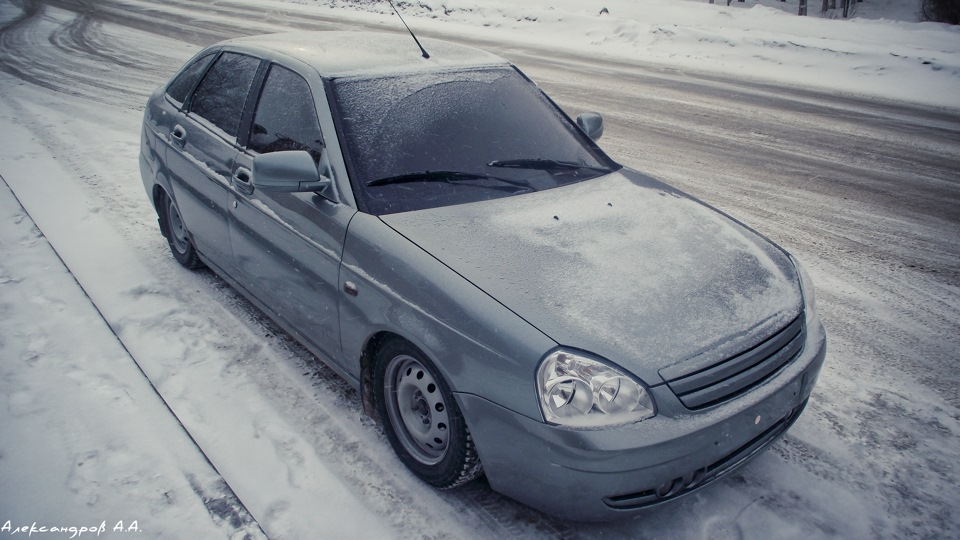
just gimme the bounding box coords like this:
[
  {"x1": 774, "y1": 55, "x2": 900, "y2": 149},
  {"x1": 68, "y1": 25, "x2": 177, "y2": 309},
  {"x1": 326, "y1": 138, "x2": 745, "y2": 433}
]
[{"x1": 165, "y1": 53, "x2": 214, "y2": 107}]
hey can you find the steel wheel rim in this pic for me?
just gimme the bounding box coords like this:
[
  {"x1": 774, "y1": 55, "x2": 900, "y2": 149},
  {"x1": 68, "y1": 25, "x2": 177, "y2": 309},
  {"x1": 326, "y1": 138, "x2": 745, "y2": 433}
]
[
  {"x1": 167, "y1": 199, "x2": 190, "y2": 254},
  {"x1": 384, "y1": 354, "x2": 450, "y2": 465}
]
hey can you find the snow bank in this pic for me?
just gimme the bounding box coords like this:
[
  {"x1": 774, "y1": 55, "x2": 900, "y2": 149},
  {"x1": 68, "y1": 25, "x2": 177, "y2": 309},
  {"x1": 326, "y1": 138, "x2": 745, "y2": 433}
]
[
  {"x1": 0, "y1": 95, "x2": 393, "y2": 539},
  {"x1": 0, "y1": 181, "x2": 262, "y2": 538},
  {"x1": 268, "y1": 0, "x2": 960, "y2": 109}
]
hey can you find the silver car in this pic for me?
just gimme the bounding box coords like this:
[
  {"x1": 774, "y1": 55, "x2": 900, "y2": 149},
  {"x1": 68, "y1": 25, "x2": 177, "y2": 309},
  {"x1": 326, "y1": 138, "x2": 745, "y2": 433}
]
[{"x1": 139, "y1": 31, "x2": 826, "y2": 521}]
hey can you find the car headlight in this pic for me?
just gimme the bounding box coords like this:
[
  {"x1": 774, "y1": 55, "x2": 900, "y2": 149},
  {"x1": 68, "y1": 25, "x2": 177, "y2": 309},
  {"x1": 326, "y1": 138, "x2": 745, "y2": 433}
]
[{"x1": 536, "y1": 350, "x2": 656, "y2": 428}]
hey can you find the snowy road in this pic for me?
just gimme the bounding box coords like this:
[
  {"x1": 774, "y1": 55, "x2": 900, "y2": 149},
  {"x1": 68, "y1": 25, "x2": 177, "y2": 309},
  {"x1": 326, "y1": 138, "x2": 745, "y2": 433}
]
[{"x1": 0, "y1": 0, "x2": 958, "y2": 538}]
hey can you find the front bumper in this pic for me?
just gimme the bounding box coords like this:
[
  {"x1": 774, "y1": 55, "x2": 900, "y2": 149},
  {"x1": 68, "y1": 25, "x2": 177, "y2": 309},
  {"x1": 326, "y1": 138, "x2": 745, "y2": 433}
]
[{"x1": 456, "y1": 321, "x2": 826, "y2": 521}]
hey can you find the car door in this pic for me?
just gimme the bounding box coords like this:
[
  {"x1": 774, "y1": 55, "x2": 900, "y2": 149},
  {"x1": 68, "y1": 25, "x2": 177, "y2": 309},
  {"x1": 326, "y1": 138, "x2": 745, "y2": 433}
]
[
  {"x1": 165, "y1": 51, "x2": 262, "y2": 273},
  {"x1": 230, "y1": 62, "x2": 354, "y2": 363}
]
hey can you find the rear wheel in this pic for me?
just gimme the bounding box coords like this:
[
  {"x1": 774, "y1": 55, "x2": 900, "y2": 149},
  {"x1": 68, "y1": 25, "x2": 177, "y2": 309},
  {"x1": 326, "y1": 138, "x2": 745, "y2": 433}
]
[
  {"x1": 158, "y1": 191, "x2": 201, "y2": 269},
  {"x1": 374, "y1": 339, "x2": 483, "y2": 488}
]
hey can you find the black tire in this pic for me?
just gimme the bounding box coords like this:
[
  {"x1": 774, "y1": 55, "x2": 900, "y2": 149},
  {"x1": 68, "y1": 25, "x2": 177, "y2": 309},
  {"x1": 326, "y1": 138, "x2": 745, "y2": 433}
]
[
  {"x1": 158, "y1": 190, "x2": 202, "y2": 269},
  {"x1": 374, "y1": 338, "x2": 483, "y2": 489}
]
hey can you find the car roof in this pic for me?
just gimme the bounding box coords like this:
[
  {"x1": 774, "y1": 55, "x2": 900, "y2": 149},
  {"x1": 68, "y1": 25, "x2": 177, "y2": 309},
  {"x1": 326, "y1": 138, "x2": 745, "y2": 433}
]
[{"x1": 223, "y1": 31, "x2": 511, "y2": 78}]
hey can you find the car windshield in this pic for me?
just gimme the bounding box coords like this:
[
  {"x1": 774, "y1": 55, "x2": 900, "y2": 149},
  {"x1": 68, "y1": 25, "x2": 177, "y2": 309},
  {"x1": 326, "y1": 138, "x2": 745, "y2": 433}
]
[{"x1": 330, "y1": 67, "x2": 617, "y2": 215}]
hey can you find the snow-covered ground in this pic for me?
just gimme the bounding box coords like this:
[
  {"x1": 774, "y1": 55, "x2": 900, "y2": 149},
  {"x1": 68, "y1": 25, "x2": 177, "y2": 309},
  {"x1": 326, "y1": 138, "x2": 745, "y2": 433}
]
[
  {"x1": 0, "y1": 176, "x2": 266, "y2": 540},
  {"x1": 1, "y1": 0, "x2": 958, "y2": 538},
  {"x1": 0, "y1": 100, "x2": 400, "y2": 539},
  {"x1": 276, "y1": 0, "x2": 960, "y2": 109}
]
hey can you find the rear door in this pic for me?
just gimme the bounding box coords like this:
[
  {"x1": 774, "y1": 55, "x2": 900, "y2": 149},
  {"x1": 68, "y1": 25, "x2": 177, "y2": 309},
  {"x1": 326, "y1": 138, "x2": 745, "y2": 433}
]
[
  {"x1": 230, "y1": 62, "x2": 354, "y2": 363},
  {"x1": 165, "y1": 51, "x2": 262, "y2": 273}
]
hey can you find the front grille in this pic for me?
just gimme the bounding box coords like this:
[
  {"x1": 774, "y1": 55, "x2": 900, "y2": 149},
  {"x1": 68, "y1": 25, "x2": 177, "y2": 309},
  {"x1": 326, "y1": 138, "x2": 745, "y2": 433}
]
[{"x1": 660, "y1": 315, "x2": 805, "y2": 410}]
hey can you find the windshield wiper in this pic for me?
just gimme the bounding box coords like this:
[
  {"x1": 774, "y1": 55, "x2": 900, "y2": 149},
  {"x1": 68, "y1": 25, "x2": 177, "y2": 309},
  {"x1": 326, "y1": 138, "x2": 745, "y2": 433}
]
[
  {"x1": 487, "y1": 158, "x2": 611, "y2": 175},
  {"x1": 367, "y1": 170, "x2": 534, "y2": 192}
]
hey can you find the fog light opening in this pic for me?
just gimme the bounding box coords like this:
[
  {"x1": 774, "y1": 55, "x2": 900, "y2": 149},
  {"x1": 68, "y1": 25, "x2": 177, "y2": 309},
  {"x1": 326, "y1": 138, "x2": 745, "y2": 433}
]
[
  {"x1": 655, "y1": 478, "x2": 679, "y2": 498},
  {"x1": 686, "y1": 467, "x2": 708, "y2": 489}
]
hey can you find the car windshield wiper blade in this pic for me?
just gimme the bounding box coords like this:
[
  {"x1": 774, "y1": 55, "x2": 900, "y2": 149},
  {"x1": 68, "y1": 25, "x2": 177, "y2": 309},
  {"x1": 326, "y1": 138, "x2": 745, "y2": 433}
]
[
  {"x1": 487, "y1": 158, "x2": 611, "y2": 175},
  {"x1": 367, "y1": 170, "x2": 534, "y2": 191}
]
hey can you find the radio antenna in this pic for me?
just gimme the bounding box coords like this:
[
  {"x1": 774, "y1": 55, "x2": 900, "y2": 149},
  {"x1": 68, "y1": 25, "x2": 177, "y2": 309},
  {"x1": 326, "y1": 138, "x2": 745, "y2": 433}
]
[{"x1": 386, "y1": 0, "x2": 430, "y2": 59}]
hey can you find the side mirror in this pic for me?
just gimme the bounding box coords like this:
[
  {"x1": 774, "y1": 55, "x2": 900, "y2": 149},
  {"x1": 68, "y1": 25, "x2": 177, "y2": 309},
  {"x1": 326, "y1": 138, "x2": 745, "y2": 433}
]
[
  {"x1": 253, "y1": 150, "x2": 332, "y2": 195},
  {"x1": 576, "y1": 112, "x2": 604, "y2": 142}
]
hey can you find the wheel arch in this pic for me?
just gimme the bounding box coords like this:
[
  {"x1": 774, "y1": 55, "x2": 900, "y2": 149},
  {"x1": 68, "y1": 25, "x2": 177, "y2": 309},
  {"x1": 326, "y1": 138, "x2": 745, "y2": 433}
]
[
  {"x1": 148, "y1": 169, "x2": 178, "y2": 229},
  {"x1": 152, "y1": 183, "x2": 177, "y2": 242},
  {"x1": 341, "y1": 212, "x2": 555, "y2": 423},
  {"x1": 359, "y1": 330, "x2": 396, "y2": 421},
  {"x1": 366, "y1": 331, "x2": 486, "y2": 488},
  {"x1": 152, "y1": 182, "x2": 167, "y2": 213},
  {"x1": 359, "y1": 330, "x2": 435, "y2": 423}
]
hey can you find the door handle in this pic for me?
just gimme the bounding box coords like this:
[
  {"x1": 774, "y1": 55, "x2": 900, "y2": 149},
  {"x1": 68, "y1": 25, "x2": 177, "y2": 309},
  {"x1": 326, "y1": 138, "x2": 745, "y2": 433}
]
[
  {"x1": 171, "y1": 124, "x2": 186, "y2": 146},
  {"x1": 234, "y1": 167, "x2": 251, "y2": 183},
  {"x1": 233, "y1": 167, "x2": 254, "y2": 195}
]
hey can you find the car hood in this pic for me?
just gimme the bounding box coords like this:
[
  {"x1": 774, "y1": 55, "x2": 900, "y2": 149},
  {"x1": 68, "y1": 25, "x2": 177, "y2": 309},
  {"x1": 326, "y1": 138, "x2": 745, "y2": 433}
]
[{"x1": 379, "y1": 170, "x2": 802, "y2": 384}]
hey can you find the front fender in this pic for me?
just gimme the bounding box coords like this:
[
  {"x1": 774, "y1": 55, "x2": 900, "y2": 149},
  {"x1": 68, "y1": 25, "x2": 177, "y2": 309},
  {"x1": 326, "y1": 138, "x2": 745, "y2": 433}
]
[{"x1": 339, "y1": 212, "x2": 555, "y2": 421}]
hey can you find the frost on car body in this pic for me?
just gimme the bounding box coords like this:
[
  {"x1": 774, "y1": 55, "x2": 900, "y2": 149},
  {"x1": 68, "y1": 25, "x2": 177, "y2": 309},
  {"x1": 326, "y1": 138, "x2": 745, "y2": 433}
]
[{"x1": 139, "y1": 30, "x2": 826, "y2": 521}]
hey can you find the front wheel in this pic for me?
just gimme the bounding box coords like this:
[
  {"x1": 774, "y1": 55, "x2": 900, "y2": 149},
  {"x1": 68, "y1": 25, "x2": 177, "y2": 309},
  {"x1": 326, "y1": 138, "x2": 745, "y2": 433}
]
[
  {"x1": 374, "y1": 339, "x2": 483, "y2": 489},
  {"x1": 158, "y1": 190, "x2": 202, "y2": 269}
]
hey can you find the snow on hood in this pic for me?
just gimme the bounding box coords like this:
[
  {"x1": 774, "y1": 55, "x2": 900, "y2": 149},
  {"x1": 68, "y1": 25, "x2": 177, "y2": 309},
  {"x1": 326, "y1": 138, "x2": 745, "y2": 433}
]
[{"x1": 380, "y1": 170, "x2": 802, "y2": 384}]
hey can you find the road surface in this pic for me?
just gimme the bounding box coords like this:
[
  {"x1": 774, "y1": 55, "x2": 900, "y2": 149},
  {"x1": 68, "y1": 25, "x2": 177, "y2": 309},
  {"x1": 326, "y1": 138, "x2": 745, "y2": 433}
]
[{"x1": 1, "y1": 0, "x2": 958, "y2": 537}]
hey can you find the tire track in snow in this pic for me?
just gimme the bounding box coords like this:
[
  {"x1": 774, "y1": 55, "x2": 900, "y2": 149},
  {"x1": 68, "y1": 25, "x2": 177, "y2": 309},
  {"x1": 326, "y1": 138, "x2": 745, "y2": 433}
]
[
  {"x1": 3, "y1": 0, "x2": 959, "y2": 537},
  {"x1": 188, "y1": 259, "x2": 573, "y2": 538},
  {"x1": 0, "y1": 2, "x2": 581, "y2": 535},
  {"x1": 0, "y1": 92, "x2": 398, "y2": 538},
  {"x1": 0, "y1": 171, "x2": 268, "y2": 540},
  {"x1": 0, "y1": 0, "x2": 176, "y2": 108},
  {"x1": 544, "y1": 65, "x2": 960, "y2": 539},
  {"x1": 0, "y1": 69, "x2": 569, "y2": 540}
]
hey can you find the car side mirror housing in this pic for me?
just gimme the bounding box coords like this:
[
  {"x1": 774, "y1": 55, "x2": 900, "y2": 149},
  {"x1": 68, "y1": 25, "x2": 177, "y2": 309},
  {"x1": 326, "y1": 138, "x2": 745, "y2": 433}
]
[
  {"x1": 576, "y1": 112, "x2": 604, "y2": 142},
  {"x1": 253, "y1": 150, "x2": 333, "y2": 197}
]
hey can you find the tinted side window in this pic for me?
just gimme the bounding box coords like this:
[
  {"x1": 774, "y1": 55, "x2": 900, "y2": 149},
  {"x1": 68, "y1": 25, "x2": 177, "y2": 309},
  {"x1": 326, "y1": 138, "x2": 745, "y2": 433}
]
[
  {"x1": 190, "y1": 52, "x2": 260, "y2": 138},
  {"x1": 165, "y1": 53, "x2": 214, "y2": 106},
  {"x1": 249, "y1": 65, "x2": 324, "y2": 161}
]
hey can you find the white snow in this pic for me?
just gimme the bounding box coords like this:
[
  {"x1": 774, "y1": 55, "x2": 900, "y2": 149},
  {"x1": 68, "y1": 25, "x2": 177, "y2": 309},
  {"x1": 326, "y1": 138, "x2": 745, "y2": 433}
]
[
  {"x1": 0, "y1": 101, "x2": 395, "y2": 539},
  {"x1": 273, "y1": 0, "x2": 960, "y2": 109},
  {"x1": 0, "y1": 184, "x2": 261, "y2": 539},
  {"x1": 0, "y1": 0, "x2": 958, "y2": 538},
  {"x1": 386, "y1": 172, "x2": 802, "y2": 368}
]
